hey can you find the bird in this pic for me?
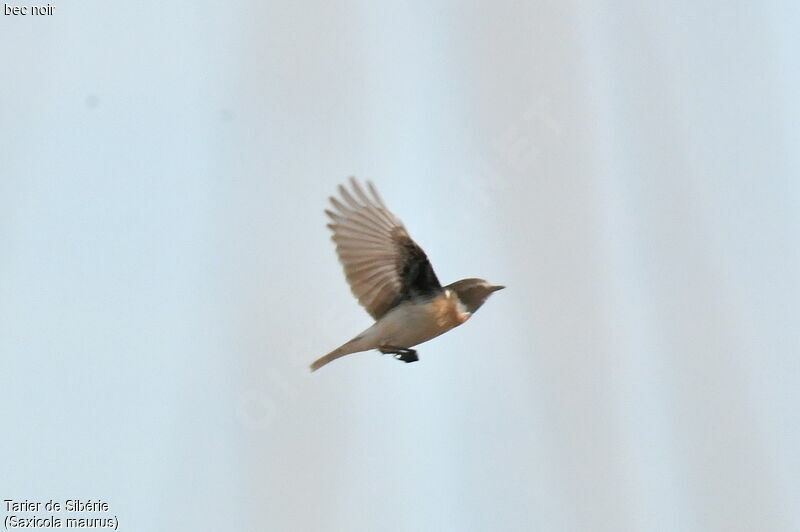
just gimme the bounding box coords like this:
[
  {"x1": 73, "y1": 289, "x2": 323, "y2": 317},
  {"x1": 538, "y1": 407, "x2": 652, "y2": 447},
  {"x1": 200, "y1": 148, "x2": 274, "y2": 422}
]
[{"x1": 310, "y1": 178, "x2": 504, "y2": 371}]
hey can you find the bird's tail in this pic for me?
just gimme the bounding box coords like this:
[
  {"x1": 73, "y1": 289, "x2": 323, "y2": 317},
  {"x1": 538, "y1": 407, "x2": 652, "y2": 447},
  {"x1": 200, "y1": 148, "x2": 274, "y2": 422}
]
[{"x1": 310, "y1": 337, "x2": 365, "y2": 372}]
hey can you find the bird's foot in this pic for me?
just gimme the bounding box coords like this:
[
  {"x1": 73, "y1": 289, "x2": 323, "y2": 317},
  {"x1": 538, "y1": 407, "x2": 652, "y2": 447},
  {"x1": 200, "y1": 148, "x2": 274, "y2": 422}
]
[
  {"x1": 394, "y1": 349, "x2": 418, "y2": 363},
  {"x1": 379, "y1": 346, "x2": 419, "y2": 364}
]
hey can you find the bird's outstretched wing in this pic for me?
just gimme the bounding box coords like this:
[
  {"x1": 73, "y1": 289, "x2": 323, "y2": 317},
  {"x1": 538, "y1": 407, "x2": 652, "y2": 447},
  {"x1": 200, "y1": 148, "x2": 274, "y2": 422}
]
[{"x1": 326, "y1": 178, "x2": 442, "y2": 320}]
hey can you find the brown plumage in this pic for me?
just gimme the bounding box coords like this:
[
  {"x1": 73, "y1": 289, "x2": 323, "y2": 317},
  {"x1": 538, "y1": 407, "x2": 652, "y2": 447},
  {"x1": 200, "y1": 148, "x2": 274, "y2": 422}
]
[
  {"x1": 325, "y1": 178, "x2": 441, "y2": 320},
  {"x1": 311, "y1": 178, "x2": 504, "y2": 371}
]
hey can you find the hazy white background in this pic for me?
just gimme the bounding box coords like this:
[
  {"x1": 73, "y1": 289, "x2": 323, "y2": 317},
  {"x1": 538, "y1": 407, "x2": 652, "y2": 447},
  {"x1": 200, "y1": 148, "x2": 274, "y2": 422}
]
[{"x1": 2, "y1": 2, "x2": 798, "y2": 531}]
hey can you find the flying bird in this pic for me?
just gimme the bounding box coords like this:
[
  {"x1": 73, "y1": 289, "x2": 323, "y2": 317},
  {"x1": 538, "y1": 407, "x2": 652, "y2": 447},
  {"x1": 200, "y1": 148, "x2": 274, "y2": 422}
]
[{"x1": 310, "y1": 178, "x2": 504, "y2": 371}]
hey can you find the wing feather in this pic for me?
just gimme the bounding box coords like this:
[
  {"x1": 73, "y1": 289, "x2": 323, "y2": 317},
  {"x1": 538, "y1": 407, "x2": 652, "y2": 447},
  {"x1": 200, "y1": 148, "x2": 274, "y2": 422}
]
[{"x1": 326, "y1": 177, "x2": 442, "y2": 319}]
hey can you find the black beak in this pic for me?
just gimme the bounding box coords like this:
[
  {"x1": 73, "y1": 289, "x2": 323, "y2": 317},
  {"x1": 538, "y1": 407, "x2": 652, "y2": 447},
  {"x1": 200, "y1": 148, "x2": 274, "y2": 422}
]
[{"x1": 490, "y1": 285, "x2": 505, "y2": 292}]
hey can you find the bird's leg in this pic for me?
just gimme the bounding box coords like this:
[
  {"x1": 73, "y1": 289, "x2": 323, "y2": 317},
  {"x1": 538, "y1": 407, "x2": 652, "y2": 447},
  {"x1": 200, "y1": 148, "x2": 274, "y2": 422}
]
[
  {"x1": 395, "y1": 349, "x2": 418, "y2": 363},
  {"x1": 379, "y1": 346, "x2": 419, "y2": 364}
]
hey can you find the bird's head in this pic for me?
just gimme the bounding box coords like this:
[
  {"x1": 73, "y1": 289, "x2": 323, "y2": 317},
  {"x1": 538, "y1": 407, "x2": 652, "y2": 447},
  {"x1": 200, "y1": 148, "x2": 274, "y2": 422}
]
[{"x1": 446, "y1": 278, "x2": 505, "y2": 313}]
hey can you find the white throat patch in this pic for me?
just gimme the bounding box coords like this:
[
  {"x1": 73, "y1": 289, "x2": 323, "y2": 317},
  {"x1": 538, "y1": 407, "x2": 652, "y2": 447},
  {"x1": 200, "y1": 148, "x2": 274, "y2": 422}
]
[{"x1": 447, "y1": 289, "x2": 471, "y2": 319}]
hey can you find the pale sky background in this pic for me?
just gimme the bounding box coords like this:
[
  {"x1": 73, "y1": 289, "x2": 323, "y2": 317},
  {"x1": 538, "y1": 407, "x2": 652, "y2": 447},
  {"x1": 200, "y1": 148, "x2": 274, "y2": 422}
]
[{"x1": 2, "y1": 2, "x2": 799, "y2": 531}]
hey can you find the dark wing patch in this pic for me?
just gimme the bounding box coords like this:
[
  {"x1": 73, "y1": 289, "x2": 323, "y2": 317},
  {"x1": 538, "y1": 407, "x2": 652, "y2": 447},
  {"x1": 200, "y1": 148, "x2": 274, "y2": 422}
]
[
  {"x1": 393, "y1": 227, "x2": 441, "y2": 300},
  {"x1": 326, "y1": 178, "x2": 442, "y2": 320}
]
